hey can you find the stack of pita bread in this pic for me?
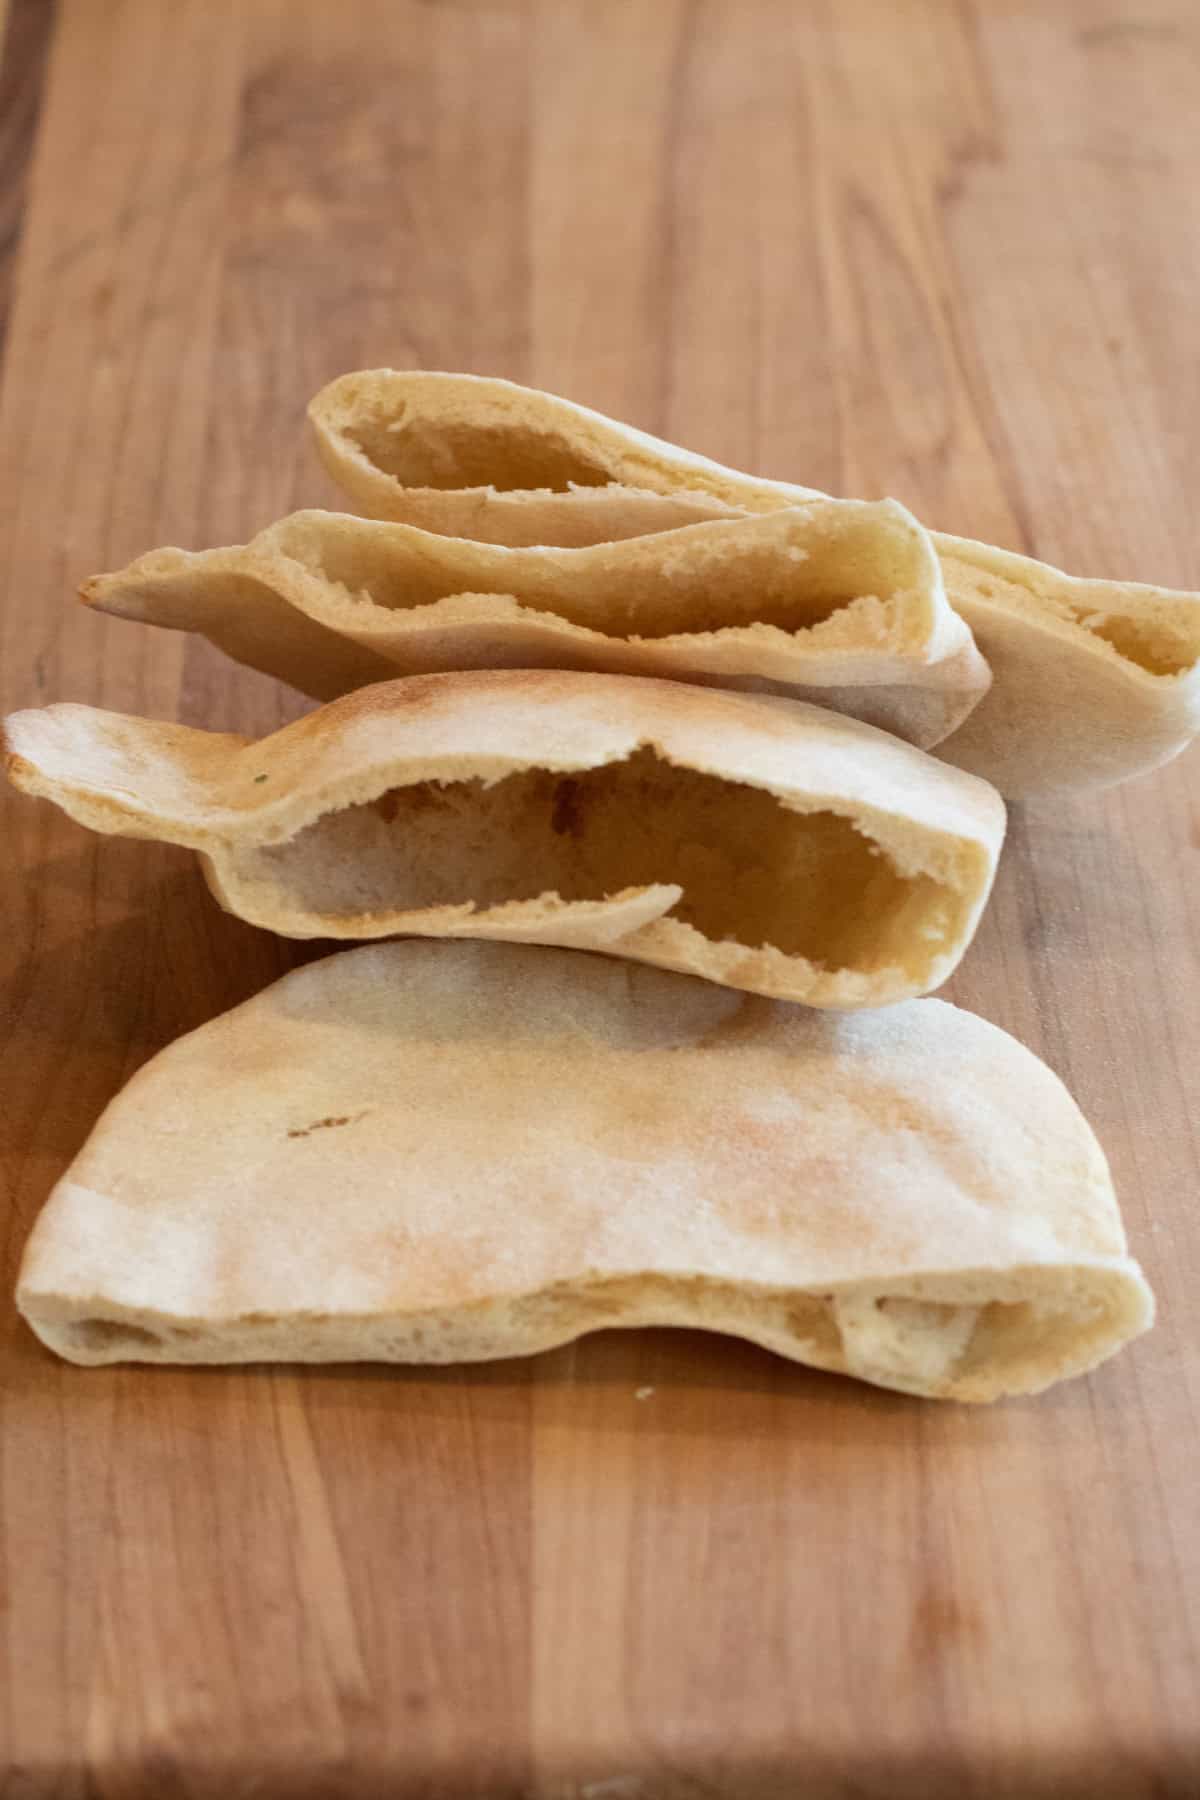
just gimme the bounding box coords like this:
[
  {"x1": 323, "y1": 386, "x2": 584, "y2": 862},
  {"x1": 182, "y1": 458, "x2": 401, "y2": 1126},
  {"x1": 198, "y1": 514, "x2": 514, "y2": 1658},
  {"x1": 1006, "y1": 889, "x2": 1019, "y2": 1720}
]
[{"x1": 9, "y1": 371, "x2": 1189, "y2": 1402}]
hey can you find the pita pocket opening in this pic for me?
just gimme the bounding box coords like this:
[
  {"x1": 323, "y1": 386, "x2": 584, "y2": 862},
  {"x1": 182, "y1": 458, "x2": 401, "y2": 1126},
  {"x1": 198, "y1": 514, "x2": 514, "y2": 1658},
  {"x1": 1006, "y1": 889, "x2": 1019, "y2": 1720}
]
[
  {"x1": 80, "y1": 501, "x2": 988, "y2": 751},
  {"x1": 309, "y1": 369, "x2": 1200, "y2": 798},
  {"x1": 4, "y1": 669, "x2": 1004, "y2": 1010}
]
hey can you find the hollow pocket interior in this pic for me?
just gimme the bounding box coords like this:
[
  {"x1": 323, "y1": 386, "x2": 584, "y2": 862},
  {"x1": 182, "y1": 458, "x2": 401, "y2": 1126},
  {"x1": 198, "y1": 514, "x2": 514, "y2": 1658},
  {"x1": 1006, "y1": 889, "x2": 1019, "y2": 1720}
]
[
  {"x1": 273, "y1": 511, "x2": 918, "y2": 642},
  {"x1": 347, "y1": 415, "x2": 614, "y2": 493},
  {"x1": 942, "y1": 553, "x2": 1200, "y2": 678},
  {"x1": 238, "y1": 748, "x2": 963, "y2": 974}
]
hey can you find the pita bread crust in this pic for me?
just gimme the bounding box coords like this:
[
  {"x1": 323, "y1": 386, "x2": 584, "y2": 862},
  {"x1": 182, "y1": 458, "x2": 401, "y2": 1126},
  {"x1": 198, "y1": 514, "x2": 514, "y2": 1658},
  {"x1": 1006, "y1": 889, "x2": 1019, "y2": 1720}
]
[
  {"x1": 17, "y1": 942, "x2": 1153, "y2": 1401},
  {"x1": 82, "y1": 504, "x2": 989, "y2": 751},
  {"x1": 308, "y1": 368, "x2": 803, "y2": 540},
  {"x1": 5, "y1": 670, "x2": 1005, "y2": 1008},
  {"x1": 932, "y1": 538, "x2": 1200, "y2": 794},
  {"x1": 309, "y1": 371, "x2": 1200, "y2": 796}
]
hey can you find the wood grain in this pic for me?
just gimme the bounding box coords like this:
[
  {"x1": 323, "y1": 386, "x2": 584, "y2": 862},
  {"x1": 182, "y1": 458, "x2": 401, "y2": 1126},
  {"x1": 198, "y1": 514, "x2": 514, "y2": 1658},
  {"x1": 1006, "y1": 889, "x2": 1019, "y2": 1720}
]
[{"x1": 1, "y1": 2, "x2": 1197, "y2": 1794}]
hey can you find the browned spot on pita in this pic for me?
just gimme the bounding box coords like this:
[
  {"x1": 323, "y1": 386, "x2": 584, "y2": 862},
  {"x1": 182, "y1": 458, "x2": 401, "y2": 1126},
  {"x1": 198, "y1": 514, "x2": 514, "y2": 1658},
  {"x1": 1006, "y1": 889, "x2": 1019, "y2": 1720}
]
[{"x1": 287, "y1": 1112, "x2": 365, "y2": 1140}]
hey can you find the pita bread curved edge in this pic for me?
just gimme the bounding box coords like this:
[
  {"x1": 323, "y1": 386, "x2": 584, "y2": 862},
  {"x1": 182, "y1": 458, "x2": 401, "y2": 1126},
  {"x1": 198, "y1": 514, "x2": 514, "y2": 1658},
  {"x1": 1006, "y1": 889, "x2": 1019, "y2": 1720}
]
[
  {"x1": 16, "y1": 941, "x2": 1154, "y2": 1402},
  {"x1": 307, "y1": 367, "x2": 820, "y2": 539},
  {"x1": 79, "y1": 502, "x2": 991, "y2": 750},
  {"x1": 4, "y1": 670, "x2": 1006, "y2": 1008},
  {"x1": 932, "y1": 534, "x2": 1200, "y2": 796},
  {"x1": 309, "y1": 371, "x2": 1200, "y2": 794}
]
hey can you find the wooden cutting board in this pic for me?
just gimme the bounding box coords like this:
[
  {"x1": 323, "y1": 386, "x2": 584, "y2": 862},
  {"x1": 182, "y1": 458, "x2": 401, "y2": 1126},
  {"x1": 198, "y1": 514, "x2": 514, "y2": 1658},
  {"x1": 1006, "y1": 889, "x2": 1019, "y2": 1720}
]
[{"x1": 1, "y1": 1, "x2": 1197, "y2": 1794}]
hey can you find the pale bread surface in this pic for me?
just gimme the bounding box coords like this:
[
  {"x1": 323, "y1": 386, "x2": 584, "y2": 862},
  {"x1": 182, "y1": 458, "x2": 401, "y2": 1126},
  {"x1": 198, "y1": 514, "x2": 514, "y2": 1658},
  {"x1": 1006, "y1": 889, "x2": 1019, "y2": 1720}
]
[
  {"x1": 82, "y1": 502, "x2": 989, "y2": 750},
  {"x1": 5, "y1": 670, "x2": 1004, "y2": 1008},
  {"x1": 309, "y1": 371, "x2": 1200, "y2": 795},
  {"x1": 17, "y1": 941, "x2": 1152, "y2": 1401}
]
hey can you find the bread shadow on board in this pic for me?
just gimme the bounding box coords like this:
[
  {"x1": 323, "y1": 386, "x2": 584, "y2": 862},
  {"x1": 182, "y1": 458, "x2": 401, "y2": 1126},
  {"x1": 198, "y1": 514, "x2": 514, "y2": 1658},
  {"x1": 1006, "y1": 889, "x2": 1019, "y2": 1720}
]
[
  {"x1": 9, "y1": 1320, "x2": 901, "y2": 1430},
  {"x1": 4, "y1": 840, "x2": 322, "y2": 1032},
  {"x1": 0, "y1": 850, "x2": 326, "y2": 1166},
  {"x1": 14, "y1": 1319, "x2": 1111, "y2": 1441},
  {"x1": 72, "y1": 1744, "x2": 1189, "y2": 1800},
  {"x1": 287, "y1": 1327, "x2": 1114, "y2": 1432},
  {"x1": 541, "y1": 1746, "x2": 1195, "y2": 1800}
]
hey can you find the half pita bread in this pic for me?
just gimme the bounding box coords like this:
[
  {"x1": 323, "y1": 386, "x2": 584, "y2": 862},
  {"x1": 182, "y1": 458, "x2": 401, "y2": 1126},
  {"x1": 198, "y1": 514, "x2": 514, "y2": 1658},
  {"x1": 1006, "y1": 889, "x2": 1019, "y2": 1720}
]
[
  {"x1": 81, "y1": 502, "x2": 989, "y2": 751},
  {"x1": 309, "y1": 371, "x2": 1200, "y2": 796},
  {"x1": 5, "y1": 670, "x2": 1004, "y2": 1008},
  {"x1": 17, "y1": 940, "x2": 1153, "y2": 1401}
]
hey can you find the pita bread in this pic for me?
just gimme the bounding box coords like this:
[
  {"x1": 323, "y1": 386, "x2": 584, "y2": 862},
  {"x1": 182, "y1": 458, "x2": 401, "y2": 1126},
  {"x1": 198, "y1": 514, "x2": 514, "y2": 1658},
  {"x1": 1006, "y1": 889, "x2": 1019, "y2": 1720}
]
[
  {"x1": 4, "y1": 669, "x2": 1004, "y2": 1008},
  {"x1": 17, "y1": 940, "x2": 1153, "y2": 1401},
  {"x1": 309, "y1": 371, "x2": 1200, "y2": 796},
  {"x1": 81, "y1": 502, "x2": 989, "y2": 751},
  {"x1": 308, "y1": 368, "x2": 767, "y2": 545},
  {"x1": 927, "y1": 536, "x2": 1200, "y2": 794}
]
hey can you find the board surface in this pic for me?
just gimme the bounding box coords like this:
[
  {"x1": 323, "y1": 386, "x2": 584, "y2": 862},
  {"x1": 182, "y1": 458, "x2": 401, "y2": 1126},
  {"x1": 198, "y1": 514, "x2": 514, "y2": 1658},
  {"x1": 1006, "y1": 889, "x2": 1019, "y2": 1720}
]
[{"x1": 0, "y1": 2, "x2": 1197, "y2": 1795}]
